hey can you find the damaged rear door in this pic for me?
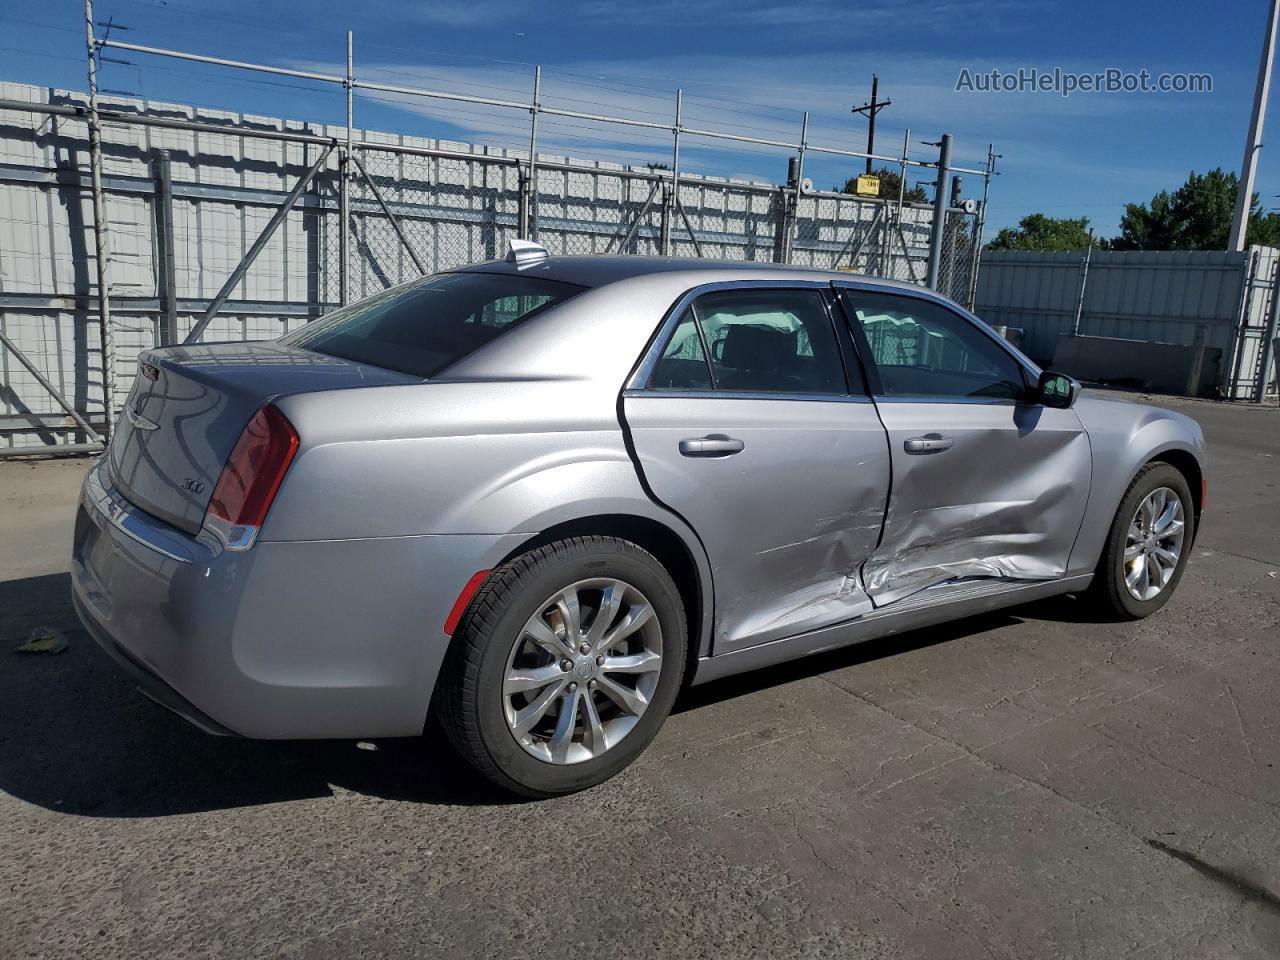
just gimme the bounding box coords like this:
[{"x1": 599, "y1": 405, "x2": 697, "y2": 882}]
[
  {"x1": 835, "y1": 284, "x2": 1092, "y2": 607},
  {"x1": 623, "y1": 282, "x2": 890, "y2": 654}
]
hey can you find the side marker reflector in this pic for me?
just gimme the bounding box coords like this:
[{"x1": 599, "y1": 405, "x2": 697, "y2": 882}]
[{"x1": 444, "y1": 570, "x2": 490, "y2": 635}]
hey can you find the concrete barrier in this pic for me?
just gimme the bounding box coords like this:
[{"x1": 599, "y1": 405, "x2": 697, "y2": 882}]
[{"x1": 1052, "y1": 334, "x2": 1221, "y2": 398}]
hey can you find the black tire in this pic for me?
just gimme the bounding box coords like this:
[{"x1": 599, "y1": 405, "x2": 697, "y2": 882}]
[
  {"x1": 1090, "y1": 462, "x2": 1195, "y2": 620},
  {"x1": 436, "y1": 536, "x2": 687, "y2": 798}
]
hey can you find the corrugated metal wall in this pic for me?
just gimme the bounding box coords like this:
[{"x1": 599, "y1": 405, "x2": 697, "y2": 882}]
[
  {"x1": 975, "y1": 248, "x2": 1278, "y2": 397},
  {"x1": 1, "y1": 82, "x2": 975, "y2": 450}
]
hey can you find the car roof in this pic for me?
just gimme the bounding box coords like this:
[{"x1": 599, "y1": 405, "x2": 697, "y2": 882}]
[{"x1": 455, "y1": 254, "x2": 929, "y2": 295}]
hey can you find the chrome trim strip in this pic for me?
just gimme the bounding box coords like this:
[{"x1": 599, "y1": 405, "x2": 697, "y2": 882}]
[
  {"x1": 83, "y1": 466, "x2": 194, "y2": 564},
  {"x1": 869, "y1": 395, "x2": 1022, "y2": 407},
  {"x1": 623, "y1": 388, "x2": 871, "y2": 404}
]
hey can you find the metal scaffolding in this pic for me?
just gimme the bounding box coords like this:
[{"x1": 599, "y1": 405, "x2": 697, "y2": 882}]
[{"x1": 0, "y1": 10, "x2": 1001, "y2": 453}]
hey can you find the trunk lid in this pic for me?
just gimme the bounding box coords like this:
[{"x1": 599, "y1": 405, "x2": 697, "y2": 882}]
[{"x1": 107, "y1": 340, "x2": 419, "y2": 534}]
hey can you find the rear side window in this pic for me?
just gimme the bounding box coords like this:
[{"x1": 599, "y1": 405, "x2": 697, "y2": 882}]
[
  {"x1": 282, "y1": 272, "x2": 584, "y2": 378},
  {"x1": 649, "y1": 288, "x2": 852, "y2": 396}
]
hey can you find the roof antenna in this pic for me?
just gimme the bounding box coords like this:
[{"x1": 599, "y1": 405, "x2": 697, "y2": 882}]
[{"x1": 506, "y1": 238, "x2": 549, "y2": 268}]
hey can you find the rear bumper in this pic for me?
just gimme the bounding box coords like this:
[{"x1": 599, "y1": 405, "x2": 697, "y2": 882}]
[
  {"x1": 71, "y1": 461, "x2": 525, "y2": 739},
  {"x1": 72, "y1": 587, "x2": 237, "y2": 736}
]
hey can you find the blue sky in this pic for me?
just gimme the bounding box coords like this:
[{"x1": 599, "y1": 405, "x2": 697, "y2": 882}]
[{"x1": 2, "y1": 0, "x2": 1276, "y2": 238}]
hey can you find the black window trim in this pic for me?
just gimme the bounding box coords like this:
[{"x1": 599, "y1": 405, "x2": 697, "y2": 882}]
[
  {"x1": 830, "y1": 281, "x2": 1040, "y2": 405},
  {"x1": 631, "y1": 279, "x2": 865, "y2": 400}
]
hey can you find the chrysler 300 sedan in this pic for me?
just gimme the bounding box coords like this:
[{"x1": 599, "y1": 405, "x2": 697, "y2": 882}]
[{"x1": 72, "y1": 243, "x2": 1206, "y2": 797}]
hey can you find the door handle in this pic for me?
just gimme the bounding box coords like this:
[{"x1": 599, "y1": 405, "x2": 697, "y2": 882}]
[
  {"x1": 904, "y1": 433, "x2": 954, "y2": 454},
  {"x1": 679, "y1": 434, "x2": 745, "y2": 457}
]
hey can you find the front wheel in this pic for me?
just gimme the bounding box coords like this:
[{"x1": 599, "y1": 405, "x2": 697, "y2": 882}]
[
  {"x1": 1091, "y1": 462, "x2": 1195, "y2": 620},
  {"x1": 437, "y1": 536, "x2": 687, "y2": 798}
]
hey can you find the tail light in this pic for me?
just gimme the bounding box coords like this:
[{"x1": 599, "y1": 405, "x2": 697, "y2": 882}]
[{"x1": 203, "y1": 403, "x2": 299, "y2": 550}]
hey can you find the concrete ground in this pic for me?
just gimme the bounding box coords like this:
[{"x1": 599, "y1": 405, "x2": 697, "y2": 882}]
[{"x1": 1, "y1": 391, "x2": 1277, "y2": 959}]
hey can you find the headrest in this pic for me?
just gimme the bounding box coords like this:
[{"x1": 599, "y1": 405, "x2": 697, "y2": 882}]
[{"x1": 720, "y1": 324, "x2": 792, "y2": 371}]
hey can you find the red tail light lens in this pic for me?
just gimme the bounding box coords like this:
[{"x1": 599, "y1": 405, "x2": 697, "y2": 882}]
[{"x1": 207, "y1": 404, "x2": 299, "y2": 529}]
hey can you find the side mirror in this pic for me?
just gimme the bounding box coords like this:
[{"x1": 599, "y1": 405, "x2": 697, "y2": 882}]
[{"x1": 1036, "y1": 370, "x2": 1080, "y2": 409}]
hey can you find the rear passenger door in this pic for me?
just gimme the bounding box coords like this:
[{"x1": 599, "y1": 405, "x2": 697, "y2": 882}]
[
  {"x1": 834, "y1": 283, "x2": 1092, "y2": 606},
  {"x1": 622, "y1": 282, "x2": 891, "y2": 654}
]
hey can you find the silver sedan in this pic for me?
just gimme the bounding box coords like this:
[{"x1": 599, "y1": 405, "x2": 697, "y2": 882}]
[{"x1": 72, "y1": 244, "x2": 1206, "y2": 796}]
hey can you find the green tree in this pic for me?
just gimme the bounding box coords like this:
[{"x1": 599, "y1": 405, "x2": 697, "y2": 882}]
[
  {"x1": 1111, "y1": 168, "x2": 1280, "y2": 250},
  {"x1": 836, "y1": 167, "x2": 927, "y2": 203},
  {"x1": 985, "y1": 213, "x2": 1093, "y2": 251}
]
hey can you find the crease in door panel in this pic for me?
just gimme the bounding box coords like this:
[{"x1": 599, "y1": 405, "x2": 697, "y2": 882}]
[
  {"x1": 726, "y1": 502, "x2": 884, "y2": 643},
  {"x1": 864, "y1": 429, "x2": 1090, "y2": 606}
]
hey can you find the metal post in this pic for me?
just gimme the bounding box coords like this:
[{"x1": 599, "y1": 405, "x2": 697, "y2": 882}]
[
  {"x1": 84, "y1": 0, "x2": 116, "y2": 441},
  {"x1": 185, "y1": 145, "x2": 334, "y2": 343},
  {"x1": 865, "y1": 75, "x2": 878, "y2": 175},
  {"x1": 1256, "y1": 255, "x2": 1280, "y2": 400},
  {"x1": 350, "y1": 151, "x2": 427, "y2": 276},
  {"x1": 926, "y1": 133, "x2": 952, "y2": 291},
  {"x1": 663, "y1": 89, "x2": 683, "y2": 256},
  {"x1": 896, "y1": 129, "x2": 910, "y2": 217},
  {"x1": 526, "y1": 65, "x2": 541, "y2": 240},
  {"x1": 966, "y1": 143, "x2": 995, "y2": 309},
  {"x1": 659, "y1": 184, "x2": 671, "y2": 255},
  {"x1": 675, "y1": 197, "x2": 704, "y2": 257},
  {"x1": 151, "y1": 149, "x2": 178, "y2": 345},
  {"x1": 340, "y1": 30, "x2": 353, "y2": 304},
  {"x1": 1072, "y1": 233, "x2": 1095, "y2": 337},
  {"x1": 1229, "y1": 0, "x2": 1280, "y2": 251},
  {"x1": 1226, "y1": 247, "x2": 1262, "y2": 395},
  {"x1": 611, "y1": 179, "x2": 661, "y2": 253},
  {"x1": 784, "y1": 112, "x2": 808, "y2": 264},
  {"x1": 887, "y1": 127, "x2": 910, "y2": 277}
]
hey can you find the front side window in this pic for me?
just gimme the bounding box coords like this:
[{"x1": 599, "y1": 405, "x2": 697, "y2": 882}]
[
  {"x1": 650, "y1": 288, "x2": 849, "y2": 395},
  {"x1": 840, "y1": 290, "x2": 1027, "y2": 400},
  {"x1": 282, "y1": 272, "x2": 584, "y2": 378}
]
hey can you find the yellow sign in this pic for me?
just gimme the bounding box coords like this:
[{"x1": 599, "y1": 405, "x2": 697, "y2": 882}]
[{"x1": 855, "y1": 174, "x2": 881, "y2": 197}]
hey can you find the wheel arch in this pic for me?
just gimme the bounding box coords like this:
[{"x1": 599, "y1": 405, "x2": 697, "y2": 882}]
[
  {"x1": 498, "y1": 513, "x2": 713, "y2": 674},
  {"x1": 1149, "y1": 448, "x2": 1204, "y2": 532}
]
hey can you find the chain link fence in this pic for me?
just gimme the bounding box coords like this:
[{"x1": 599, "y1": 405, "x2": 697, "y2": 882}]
[{"x1": 0, "y1": 82, "x2": 989, "y2": 452}]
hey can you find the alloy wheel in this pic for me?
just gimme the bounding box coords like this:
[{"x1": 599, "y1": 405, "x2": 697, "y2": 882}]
[
  {"x1": 1123, "y1": 486, "x2": 1185, "y2": 602},
  {"x1": 502, "y1": 578, "x2": 663, "y2": 765}
]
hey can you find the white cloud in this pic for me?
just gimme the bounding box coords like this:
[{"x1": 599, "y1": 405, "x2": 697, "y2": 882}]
[{"x1": 293, "y1": 43, "x2": 1223, "y2": 212}]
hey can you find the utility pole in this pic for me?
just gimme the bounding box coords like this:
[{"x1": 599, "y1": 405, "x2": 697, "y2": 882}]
[
  {"x1": 1229, "y1": 0, "x2": 1280, "y2": 251},
  {"x1": 851, "y1": 75, "x2": 891, "y2": 175},
  {"x1": 926, "y1": 134, "x2": 952, "y2": 292}
]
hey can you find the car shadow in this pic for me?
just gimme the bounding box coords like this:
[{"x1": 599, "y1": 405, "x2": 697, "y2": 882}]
[{"x1": 0, "y1": 573, "x2": 1104, "y2": 816}]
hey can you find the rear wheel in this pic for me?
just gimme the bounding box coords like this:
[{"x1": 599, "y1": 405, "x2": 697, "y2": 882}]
[
  {"x1": 1091, "y1": 463, "x2": 1195, "y2": 620},
  {"x1": 437, "y1": 536, "x2": 686, "y2": 798}
]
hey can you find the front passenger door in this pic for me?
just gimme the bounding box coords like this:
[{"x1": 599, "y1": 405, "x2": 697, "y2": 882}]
[{"x1": 836, "y1": 284, "x2": 1092, "y2": 606}]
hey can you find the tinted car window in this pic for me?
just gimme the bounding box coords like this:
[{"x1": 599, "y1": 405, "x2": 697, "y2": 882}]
[
  {"x1": 652, "y1": 289, "x2": 847, "y2": 395},
  {"x1": 651, "y1": 308, "x2": 713, "y2": 390},
  {"x1": 282, "y1": 272, "x2": 584, "y2": 378},
  {"x1": 841, "y1": 291, "x2": 1027, "y2": 400}
]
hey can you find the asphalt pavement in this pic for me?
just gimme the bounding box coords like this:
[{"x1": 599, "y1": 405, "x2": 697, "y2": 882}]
[{"x1": 1, "y1": 390, "x2": 1277, "y2": 959}]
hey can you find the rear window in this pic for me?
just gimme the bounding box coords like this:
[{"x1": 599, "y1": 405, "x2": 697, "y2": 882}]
[{"x1": 281, "y1": 272, "x2": 585, "y2": 378}]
